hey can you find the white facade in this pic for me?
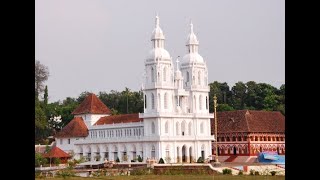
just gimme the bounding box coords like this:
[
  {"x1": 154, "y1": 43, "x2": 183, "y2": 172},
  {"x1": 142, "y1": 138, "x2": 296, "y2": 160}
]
[{"x1": 56, "y1": 16, "x2": 214, "y2": 163}]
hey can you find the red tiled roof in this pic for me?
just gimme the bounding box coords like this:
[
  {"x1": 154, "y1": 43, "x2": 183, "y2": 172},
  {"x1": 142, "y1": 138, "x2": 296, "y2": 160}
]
[
  {"x1": 72, "y1": 93, "x2": 111, "y2": 115},
  {"x1": 42, "y1": 146, "x2": 70, "y2": 158},
  {"x1": 94, "y1": 113, "x2": 142, "y2": 125},
  {"x1": 211, "y1": 110, "x2": 285, "y2": 134},
  {"x1": 55, "y1": 117, "x2": 88, "y2": 138}
]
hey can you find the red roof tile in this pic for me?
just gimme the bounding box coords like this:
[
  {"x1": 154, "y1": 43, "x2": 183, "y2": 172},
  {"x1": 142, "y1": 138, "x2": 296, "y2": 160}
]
[
  {"x1": 94, "y1": 113, "x2": 142, "y2": 125},
  {"x1": 72, "y1": 93, "x2": 111, "y2": 115},
  {"x1": 42, "y1": 146, "x2": 71, "y2": 158},
  {"x1": 55, "y1": 117, "x2": 88, "y2": 138},
  {"x1": 211, "y1": 110, "x2": 285, "y2": 134}
]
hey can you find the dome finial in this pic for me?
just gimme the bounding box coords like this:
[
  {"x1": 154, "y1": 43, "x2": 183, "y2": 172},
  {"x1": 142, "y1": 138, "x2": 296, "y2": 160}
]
[
  {"x1": 156, "y1": 14, "x2": 160, "y2": 28},
  {"x1": 190, "y1": 20, "x2": 194, "y2": 34}
]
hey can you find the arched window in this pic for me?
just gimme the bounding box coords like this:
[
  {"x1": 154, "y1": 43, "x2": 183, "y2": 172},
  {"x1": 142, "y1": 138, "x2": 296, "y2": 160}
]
[
  {"x1": 206, "y1": 96, "x2": 208, "y2": 109},
  {"x1": 176, "y1": 122, "x2": 180, "y2": 135},
  {"x1": 165, "y1": 121, "x2": 169, "y2": 133},
  {"x1": 186, "y1": 71, "x2": 190, "y2": 82},
  {"x1": 198, "y1": 71, "x2": 201, "y2": 85},
  {"x1": 200, "y1": 122, "x2": 204, "y2": 133},
  {"x1": 164, "y1": 93, "x2": 168, "y2": 109},
  {"x1": 188, "y1": 122, "x2": 192, "y2": 135},
  {"x1": 144, "y1": 95, "x2": 147, "y2": 108},
  {"x1": 181, "y1": 121, "x2": 186, "y2": 136},
  {"x1": 199, "y1": 95, "x2": 203, "y2": 110},
  {"x1": 151, "y1": 145, "x2": 156, "y2": 158},
  {"x1": 165, "y1": 145, "x2": 170, "y2": 160},
  {"x1": 151, "y1": 122, "x2": 155, "y2": 134},
  {"x1": 151, "y1": 67, "x2": 155, "y2": 82},
  {"x1": 151, "y1": 93, "x2": 155, "y2": 109},
  {"x1": 163, "y1": 67, "x2": 167, "y2": 81}
]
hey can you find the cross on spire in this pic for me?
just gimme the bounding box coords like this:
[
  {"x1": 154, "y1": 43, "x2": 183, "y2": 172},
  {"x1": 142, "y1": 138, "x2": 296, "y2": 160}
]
[{"x1": 156, "y1": 15, "x2": 160, "y2": 28}]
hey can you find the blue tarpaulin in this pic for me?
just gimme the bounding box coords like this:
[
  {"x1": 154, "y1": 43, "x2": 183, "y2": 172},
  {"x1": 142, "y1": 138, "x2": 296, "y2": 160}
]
[{"x1": 257, "y1": 152, "x2": 285, "y2": 164}]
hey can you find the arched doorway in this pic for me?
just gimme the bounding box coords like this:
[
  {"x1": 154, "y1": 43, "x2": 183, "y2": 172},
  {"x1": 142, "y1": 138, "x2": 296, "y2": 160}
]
[
  {"x1": 182, "y1": 145, "x2": 186, "y2": 162},
  {"x1": 233, "y1": 146, "x2": 237, "y2": 155},
  {"x1": 260, "y1": 146, "x2": 263, "y2": 152},
  {"x1": 201, "y1": 145, "x2": 205, "y2": 161},
  {"x1": 217, "y1": 147, "x2": 220, "y2": 155}
]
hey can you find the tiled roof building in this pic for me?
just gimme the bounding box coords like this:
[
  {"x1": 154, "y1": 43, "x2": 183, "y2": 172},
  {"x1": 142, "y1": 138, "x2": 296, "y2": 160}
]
[{"x1": 210, "y1": 110, "x2": 285, "y2": 161}]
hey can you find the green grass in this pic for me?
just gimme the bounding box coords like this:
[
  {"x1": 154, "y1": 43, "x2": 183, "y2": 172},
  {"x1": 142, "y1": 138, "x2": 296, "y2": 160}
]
[{"x1": 35, "y1": 174, "x2": 285, "y2": 180}]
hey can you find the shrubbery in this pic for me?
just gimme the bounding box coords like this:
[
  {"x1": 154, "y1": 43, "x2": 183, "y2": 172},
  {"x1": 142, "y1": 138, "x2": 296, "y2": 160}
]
[
  {"x1": 197, "y1": 157, "x2": 204, "y2": 163},
  {"x1": 222, "y1": 168, "x2": 232, "y2": 175},
  {"x1": 158, "y1": 158, "x2": 165, "y2": 164}
]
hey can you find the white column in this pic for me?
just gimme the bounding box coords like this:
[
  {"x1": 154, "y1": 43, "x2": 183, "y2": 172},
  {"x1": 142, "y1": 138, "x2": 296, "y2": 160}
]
[{"x1": 186, "y1": 146, "x2": 190, "y2": 163}]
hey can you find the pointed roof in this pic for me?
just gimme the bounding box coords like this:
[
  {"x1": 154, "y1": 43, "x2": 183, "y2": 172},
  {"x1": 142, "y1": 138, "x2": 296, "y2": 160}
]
[
  {"x1": 55, "y1": 117, "x2": 88, "y2": 138},
  {"x1": 72, "y1": 93, "x2": 111, "y2": 115},
  {"x1": 211, "y1": 110, "x2": 285, "y2": 134},
  {"x1": 94, "y1": 113, "x2": 142, "y2": 125},
  {"x1": 42, "y1": 146, "x2": 70, "y2": 158}
]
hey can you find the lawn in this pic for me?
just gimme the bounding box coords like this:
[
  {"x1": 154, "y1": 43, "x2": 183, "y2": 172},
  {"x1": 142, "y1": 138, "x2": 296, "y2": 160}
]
[{"x1": 35, "y1": 174, "x2": 285, "y2": 180}]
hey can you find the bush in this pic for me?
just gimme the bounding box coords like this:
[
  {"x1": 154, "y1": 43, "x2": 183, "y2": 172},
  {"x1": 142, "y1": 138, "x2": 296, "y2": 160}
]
[
  {"x1": 131, "y1": 160, "x2": 136, "y2": 162},
  {"x1": 158, "y1": 158, "x2": 165, "y2": 164},
  {"x1": 250, "y1": 169, "x2": 255, "y2": 175},
  {"x1": 116, "y1": 157, "x2": 120, "y2": 162},
  {"x1": 137, "y1": 155, "x2": 143, "y2": 162},
  {"x1": 131, "y1": 168, "x2": 153, "y2": 175},
  {"x1": 35, "y1": 153, "x2": 47, "y2": 167},
  {"x1": 57, "y1": 167, "x2": 75, "y2": 179},
  {"x1": 238, "y1": 170, "x2": 243, "y2": 175},
  {"x1": 255, "y1": 171, "x2": 260, "y2": 175},
  {"x1": 222, "y1": 168, "x2": 232, "y2": 175},
  {"x1": 271, "y1": 171, "x2": 276, "y2": 176},
  {"x1": 53, "y1": 158, "x2": 61, "y2": 165},
  {"x1": 197, "y1": 157, "x2": 204, "y2": 163}
]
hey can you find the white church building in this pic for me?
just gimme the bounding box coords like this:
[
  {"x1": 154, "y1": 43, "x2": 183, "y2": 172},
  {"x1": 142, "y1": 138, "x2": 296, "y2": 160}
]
[{"x1": 55, "y1": 16, "x2": 215, "y2": 163}]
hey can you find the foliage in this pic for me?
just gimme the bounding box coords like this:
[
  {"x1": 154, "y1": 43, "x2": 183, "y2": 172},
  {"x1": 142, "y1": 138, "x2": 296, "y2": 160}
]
[
  {"x1": 45, "y1": 145, "x2": 51, "y2": 153},
  {"x1": 197, "y1": 157, "x2": 204, "y2": 163},
  {"x1": 137, "y1": 155, "x2": 143, "y2": 162},
  {"x1": 250, "y1": 169, "x2": 255, "y2": 175},
  {"x1": 270, "y1": 171, "x2": 277, "y2": 176},
  {"x1": 35, "y1": 152, "x2": 47, "y2": 167},
  {"x1": 222, "y1": 168, "x2": 232, "y2": 175},
  {"x1": 53, "y1": 158, "x2": 61, "y2": 165},
  {"x1": 130, "y1": 168, "x2": 153, "y2": 175},
  {"x1": 238, "y1": 170, "x2": 243, "y2": 175},
  {"x1": 158, "y1": 158, "x2": 165, "y2": 164},
  {"x1": 56, "y1": 166, "x2": 75, "y2": 179},
  {"x1": 116, "y1": 157, "x2": 120, "y2": 162}
]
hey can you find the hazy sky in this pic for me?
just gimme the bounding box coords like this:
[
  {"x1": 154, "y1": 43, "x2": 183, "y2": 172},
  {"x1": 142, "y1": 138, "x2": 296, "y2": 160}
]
[{"x1": 35, "y1": 0, "x2": 285, "y2": 103}]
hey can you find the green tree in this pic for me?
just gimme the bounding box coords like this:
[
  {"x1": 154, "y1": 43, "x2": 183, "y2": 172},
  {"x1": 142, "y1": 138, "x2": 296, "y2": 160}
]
[
  {"x1": 35, "y1": 96, "x2": 48, "y2": 144},
  {"x1": 43, "y1": 85, "x2": 48, "y2": 106},
  {"x1": 231, "y1": 81, "x2": 247, "y2": 109}
]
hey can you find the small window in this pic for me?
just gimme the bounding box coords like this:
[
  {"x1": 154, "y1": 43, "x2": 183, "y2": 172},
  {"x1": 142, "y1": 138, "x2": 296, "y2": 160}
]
[
  {"x1": 68, "y1": 139, "x2": 70, "y2": 144},
  {"x1": 165, "y1": 121, "x2": 169, "y2": 133}
]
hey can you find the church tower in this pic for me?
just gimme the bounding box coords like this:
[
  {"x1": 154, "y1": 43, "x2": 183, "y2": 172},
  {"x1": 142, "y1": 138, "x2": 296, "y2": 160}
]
[
  {"x1": 143, "y1": 16, "x2": 175, "y2": 114},
  {"x1": 180, "y1": 22, "x2": 210, "y2": 114}
]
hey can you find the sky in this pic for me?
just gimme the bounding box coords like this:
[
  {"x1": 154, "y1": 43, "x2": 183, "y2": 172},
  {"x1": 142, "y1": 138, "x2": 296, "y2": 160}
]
[{"x1": 35, "y1": 0, "x2": 285, "y2": 103}]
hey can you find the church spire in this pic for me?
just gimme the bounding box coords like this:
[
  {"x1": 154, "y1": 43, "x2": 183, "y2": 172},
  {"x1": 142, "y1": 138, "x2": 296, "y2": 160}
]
[{"x1": 186, "y1": 21, "x2": 199, "y2": 53}]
